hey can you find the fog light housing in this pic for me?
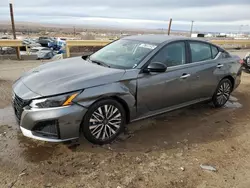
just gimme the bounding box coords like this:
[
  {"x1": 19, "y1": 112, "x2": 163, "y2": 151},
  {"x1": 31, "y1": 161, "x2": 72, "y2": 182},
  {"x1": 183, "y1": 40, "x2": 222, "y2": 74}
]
[{"x1": 32, "y1": 120, "x2": 60, "y2": 139}]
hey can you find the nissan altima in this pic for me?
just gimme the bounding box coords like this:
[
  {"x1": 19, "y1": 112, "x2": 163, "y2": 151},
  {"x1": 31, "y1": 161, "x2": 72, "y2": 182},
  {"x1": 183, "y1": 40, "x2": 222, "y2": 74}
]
[{"x1": 12, "y1": 35, "x2": 242, "y2": 144}]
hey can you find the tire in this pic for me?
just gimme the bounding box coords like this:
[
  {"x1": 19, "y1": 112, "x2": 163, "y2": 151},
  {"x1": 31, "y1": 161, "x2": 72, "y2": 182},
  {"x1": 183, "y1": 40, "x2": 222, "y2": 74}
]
[
  {"x1": 212, "y1": 78, "x2": 232, "y2": 108},
  {"x1": 82, "y1": 99, "x2": 126, "y2": 145}
]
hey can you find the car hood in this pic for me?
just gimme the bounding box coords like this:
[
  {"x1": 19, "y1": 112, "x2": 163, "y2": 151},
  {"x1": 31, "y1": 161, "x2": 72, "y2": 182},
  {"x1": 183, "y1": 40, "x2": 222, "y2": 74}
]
[{"x1": 13, "y1": 57, "x2": 126, "y2": 98}]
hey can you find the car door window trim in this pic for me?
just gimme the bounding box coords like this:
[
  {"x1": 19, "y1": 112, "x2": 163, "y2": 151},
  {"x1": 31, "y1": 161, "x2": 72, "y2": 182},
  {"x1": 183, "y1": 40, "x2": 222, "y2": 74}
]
[
  {"x1": 187, "y1": 40, "x2": 219, "y2": 64},
  {"x1": 140, "y1": 40, "x2": 189, "y2": 73}
]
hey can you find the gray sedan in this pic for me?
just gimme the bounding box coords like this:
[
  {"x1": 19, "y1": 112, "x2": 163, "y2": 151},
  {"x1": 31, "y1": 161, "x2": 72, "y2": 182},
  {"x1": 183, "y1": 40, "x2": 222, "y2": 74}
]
[{"x1": 12, "y1": 35, "x2": 242, "y2": 144}]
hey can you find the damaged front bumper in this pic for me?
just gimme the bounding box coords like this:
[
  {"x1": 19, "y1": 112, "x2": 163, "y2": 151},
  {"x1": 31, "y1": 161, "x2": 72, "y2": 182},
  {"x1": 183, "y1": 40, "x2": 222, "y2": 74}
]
[{"x1": 18, "y1": 104, "x2": 87, "y2": 142}]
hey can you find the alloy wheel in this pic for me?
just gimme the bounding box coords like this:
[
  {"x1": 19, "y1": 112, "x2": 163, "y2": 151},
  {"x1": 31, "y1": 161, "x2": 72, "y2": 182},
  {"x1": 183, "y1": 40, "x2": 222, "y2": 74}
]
[
  {"x1": 89, "y1": 105, "x2": 122, "y2": 140},
  {"x1": 216, "y1": 82, "x2": 231, "y2": 105}
]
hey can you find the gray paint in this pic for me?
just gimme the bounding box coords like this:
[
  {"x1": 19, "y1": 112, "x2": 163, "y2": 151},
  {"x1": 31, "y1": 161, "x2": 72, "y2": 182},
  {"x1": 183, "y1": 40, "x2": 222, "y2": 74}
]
[
  {"x1": 14, "y1": 57, "x2": 125, "y2": 97},
  {"x1": 12, "y1": 35, "x2": 242, "y2": 142},
  {"x1": 21, "y1": 105, "x2": 87, "y2": 139}
]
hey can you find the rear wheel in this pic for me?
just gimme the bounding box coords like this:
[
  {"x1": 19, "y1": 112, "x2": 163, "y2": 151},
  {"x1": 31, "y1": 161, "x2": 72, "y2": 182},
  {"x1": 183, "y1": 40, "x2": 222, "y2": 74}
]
[
  {"x1": 83, "y1": 99, "x2": 126, "y2": 145},
  {"x1": 212, "y1": 78, "x2": 232, "y2": 108}
]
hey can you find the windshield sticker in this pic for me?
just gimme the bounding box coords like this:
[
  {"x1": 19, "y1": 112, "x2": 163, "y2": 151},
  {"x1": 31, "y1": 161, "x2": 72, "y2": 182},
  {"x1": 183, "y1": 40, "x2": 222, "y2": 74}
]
[
  {"x1": 139, "y1": 44, "x2": 157, "y2": 49},
  {"x1": 132, "y1": 64, "x2": 138, "y2": 68}
]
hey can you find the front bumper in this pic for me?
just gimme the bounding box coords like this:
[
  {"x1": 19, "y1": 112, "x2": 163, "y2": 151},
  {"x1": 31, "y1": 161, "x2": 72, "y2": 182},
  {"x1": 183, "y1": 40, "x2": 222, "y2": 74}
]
[
  {"x1": 20, "y1": 127, "x2": 75, "y2": 142},
  {"x1": 18, "y1": 104, "x2": 87, "y2": 142},
  {"x1": 234, "y1": 67, "x2": 242, "y2": 90}
]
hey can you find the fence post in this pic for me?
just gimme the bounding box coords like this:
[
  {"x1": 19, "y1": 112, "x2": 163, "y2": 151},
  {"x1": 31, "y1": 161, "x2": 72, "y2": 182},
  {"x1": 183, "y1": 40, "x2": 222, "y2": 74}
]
[{"x1": 66, "y1": 45, "x2": 70, "y2": 58}]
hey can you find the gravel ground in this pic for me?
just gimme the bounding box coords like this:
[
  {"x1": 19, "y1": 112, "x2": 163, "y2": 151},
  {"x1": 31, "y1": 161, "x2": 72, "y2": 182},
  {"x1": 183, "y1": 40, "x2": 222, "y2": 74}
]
[{"x1": 0, "y1": 51, "x2": 250, "y2": 188}]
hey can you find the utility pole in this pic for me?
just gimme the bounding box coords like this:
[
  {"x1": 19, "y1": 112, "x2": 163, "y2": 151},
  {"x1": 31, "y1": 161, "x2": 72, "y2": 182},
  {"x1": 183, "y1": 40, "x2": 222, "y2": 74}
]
[
  {"x1": 190, "y1": 20, "x2": 194, "y2": 37},
  {"x1": 9, "y1": 2, "x2": 20, "y2": 59},
  {"x1": 9, "y1": 3, "x2": 16, "y2": 39},
  {"x1": 168, "y1": 18, "x2": 172, "y2": 35}
]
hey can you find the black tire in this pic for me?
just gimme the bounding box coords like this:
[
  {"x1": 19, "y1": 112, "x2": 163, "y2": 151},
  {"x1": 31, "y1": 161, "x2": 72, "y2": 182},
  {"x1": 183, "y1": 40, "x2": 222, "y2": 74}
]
[
  {"x1": 212, "y1": 78, "x2": 232, "y2": 108},
  {"x1": 82, "y1": 99, "x2": 126, "y2": 145}
]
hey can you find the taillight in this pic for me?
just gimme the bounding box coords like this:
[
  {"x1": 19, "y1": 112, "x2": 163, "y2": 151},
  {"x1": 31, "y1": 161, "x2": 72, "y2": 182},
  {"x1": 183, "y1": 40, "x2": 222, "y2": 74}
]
[{"x1": 239, "y1": 59, "x2": 244, "y2": 65}]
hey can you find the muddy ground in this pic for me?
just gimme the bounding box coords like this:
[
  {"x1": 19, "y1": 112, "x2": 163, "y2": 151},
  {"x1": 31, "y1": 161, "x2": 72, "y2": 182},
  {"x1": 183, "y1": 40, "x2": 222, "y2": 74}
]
[{"x1": 1, "y1": 51, "x2": 250, "y2": 188}]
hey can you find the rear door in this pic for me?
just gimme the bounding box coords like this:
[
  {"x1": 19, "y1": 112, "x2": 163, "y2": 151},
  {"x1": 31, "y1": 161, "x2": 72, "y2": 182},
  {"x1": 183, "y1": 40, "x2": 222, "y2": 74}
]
[{"x1": 186, "y1": 41, "x2": 223, "y2": 100}]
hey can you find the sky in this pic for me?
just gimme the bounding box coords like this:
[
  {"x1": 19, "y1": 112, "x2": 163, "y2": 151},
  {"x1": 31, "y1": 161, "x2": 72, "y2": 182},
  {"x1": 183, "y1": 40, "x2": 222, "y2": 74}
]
[{"x1": 0, "y1": 0, "x2": 250, "y2": 32}]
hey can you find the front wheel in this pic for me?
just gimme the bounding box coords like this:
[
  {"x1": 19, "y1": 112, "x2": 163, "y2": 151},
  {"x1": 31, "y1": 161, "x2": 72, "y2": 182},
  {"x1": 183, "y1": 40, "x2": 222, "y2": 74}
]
[
  {"x1": 82, "y1": 99, "x2": 126, "y2": 145},
  {"x1": 212, "y1": 78, "x2": 232, "y2": 108}
]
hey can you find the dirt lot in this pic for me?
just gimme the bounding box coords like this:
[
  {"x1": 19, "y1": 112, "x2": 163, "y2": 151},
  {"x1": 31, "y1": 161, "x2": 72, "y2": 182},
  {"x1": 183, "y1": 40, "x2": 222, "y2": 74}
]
[{"x1": 1, "y1": 51, "x2": 250, "y2": 188}]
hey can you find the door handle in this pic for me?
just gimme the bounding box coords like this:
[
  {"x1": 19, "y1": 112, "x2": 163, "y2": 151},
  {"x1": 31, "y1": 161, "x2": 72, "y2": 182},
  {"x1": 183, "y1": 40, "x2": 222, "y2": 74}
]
[
  {"x1": 217, "y1": 64, "x2": 224, "y2": 68},
  {"x1": 180, "y1": 74, "x2": 191, "y2": 79}
]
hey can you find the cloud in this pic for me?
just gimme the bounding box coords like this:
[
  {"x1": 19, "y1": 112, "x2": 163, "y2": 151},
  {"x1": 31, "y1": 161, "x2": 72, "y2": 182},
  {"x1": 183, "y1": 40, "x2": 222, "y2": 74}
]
[
  {"x1": 0, "y1": 0, "x2": 250, "y2": 32},
  {"x1": 2, "y1": 0, "x2": 250, "y2": 8}
]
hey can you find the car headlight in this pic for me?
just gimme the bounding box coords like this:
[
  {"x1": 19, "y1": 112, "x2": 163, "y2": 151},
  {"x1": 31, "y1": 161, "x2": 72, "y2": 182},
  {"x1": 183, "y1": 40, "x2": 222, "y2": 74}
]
[{"x1": 30, "y1": 92, "x2": 80, "y2": 108}]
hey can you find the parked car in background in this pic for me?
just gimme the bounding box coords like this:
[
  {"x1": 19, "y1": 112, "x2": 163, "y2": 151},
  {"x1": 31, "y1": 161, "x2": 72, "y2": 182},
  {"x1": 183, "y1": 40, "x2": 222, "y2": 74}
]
[
  {"x1": 243, "y1": 52, "x2": 250, "y2": 72},
  {"x1": 29, "y1": 47, "x2": 52, "y2": 55},
  {"x1": 38, "y1": 37, "x2": 55, "y2": 47},
  {"x1": 22, "y1": 38, "x2": 41, "y2": 48},
  {"x1": 12, "y1": 35, "x2": 242, "y2": 145},
  {"x1": 37, "y1": 50, "x2": 57, "y2": 60},
  {"x1": 48, "y1": 38, "x2": 66, "y2": 51},
  {"x1": 21, "y1": 38, "x2": 41, "y2": 52},
  {"x1": 0, "y1": 47, "x2": 16, "y2": 55}
]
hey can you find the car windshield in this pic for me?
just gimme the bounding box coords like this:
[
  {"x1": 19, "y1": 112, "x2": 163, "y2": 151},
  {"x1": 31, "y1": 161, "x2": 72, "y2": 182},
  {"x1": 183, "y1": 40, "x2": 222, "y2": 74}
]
[{"x1": 89, "y1": 39, "x2": 157, "y2": 69}]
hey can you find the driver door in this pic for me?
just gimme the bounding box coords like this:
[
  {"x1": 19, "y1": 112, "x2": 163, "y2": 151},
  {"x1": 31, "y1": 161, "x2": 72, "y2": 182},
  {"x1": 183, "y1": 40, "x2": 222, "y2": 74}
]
[{"x1": 136, "y1": 41, "x2": 193, "y2": 116}]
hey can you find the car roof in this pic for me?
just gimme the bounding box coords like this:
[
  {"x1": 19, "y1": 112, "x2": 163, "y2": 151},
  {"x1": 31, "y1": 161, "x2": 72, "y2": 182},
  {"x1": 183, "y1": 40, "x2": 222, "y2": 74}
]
[{"x1": 123, "y1": 34, "x2": 209, "y2": 44}]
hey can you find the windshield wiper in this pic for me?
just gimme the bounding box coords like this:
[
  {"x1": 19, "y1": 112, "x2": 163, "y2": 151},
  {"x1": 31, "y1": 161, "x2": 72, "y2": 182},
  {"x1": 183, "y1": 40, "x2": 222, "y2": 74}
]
[{"x1": 90, "y1": 59, "x2": 110, "y2": 68}]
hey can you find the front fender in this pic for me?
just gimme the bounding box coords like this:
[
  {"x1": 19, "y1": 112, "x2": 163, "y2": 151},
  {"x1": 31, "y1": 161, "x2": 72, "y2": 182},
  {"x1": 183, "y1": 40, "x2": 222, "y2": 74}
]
[{"x1": 74, "y1": 82, "x2": 137, "y2": 120}]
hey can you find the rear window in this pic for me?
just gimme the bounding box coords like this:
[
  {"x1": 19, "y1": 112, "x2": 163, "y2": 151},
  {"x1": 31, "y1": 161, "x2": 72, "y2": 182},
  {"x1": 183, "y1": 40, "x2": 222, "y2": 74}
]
[{"x1": 189, "y1": 42, "x2": 212, "y2": 62}]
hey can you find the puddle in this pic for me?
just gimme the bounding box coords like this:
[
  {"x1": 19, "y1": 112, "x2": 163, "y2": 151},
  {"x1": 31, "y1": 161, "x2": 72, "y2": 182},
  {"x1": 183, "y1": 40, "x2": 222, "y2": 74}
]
[
  {"x1": 0, "y1": 106, "x2": 63, "y2": 163},
  {"x1": 224, "y1": 101, "x2": 243, "y2": 108},
  {"x1": 229, "y1": 96, "x2": 238, "y2": 102},
  {"x1": 224, "y1": 96, "x2": 243, "y2": 109},
  {"x1": 0, "y1": 106, "x2": 17, "y2": 128},
  {"x1": 16, "y1": 133, "x2": 61, "y2": 162}
]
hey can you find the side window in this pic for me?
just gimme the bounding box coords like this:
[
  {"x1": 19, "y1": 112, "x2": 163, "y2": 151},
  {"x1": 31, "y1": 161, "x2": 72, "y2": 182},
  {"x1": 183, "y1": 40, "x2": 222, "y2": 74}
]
[
  {"x1": 150, "y1": 42, "x2": 186, "y2": 67},
  {"x1": 211, "y1": 45, "x2": 219, "y2": 59},
  {"x1": 189, "y1": 42, "x2": 212, "y2": 62}
]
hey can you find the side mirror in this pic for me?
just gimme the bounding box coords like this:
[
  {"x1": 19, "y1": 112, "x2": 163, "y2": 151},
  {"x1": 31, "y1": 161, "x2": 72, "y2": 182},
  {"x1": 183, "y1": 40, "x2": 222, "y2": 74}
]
[{"x1": 146, "y1": 62, "x2": 167, "y2": 73}]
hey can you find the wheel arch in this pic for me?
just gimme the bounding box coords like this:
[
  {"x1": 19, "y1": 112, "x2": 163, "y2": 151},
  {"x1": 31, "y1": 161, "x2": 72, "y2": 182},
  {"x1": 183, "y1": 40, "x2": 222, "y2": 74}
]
[
  {"x1": 76, "y1": 83, "x2": 136, "y2": 126},
  {"x1": 86, "y1": 96, "x2": 131, "y2": 124}
]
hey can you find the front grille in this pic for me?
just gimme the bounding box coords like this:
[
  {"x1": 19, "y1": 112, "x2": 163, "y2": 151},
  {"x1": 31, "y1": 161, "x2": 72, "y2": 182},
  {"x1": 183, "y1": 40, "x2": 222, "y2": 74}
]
[{"x1": 13, "y1": 94, "x2": 28, "y2": 124}]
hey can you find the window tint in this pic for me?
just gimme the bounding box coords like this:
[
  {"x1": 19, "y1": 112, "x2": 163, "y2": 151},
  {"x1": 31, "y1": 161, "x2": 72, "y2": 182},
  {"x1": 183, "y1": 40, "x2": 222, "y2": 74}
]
[
  {"x1": 90, "y1": 39, "x2": 157, "y2": 69},
  {"x1": 150, "y1": 42, "x2": 186, "y2": 67},
  {"x1": 211, "y1": 45, "x2": 219, "y2": 58},
  {"x1": 190, "y1": 42, "x2": 212, "y2": 62}
]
